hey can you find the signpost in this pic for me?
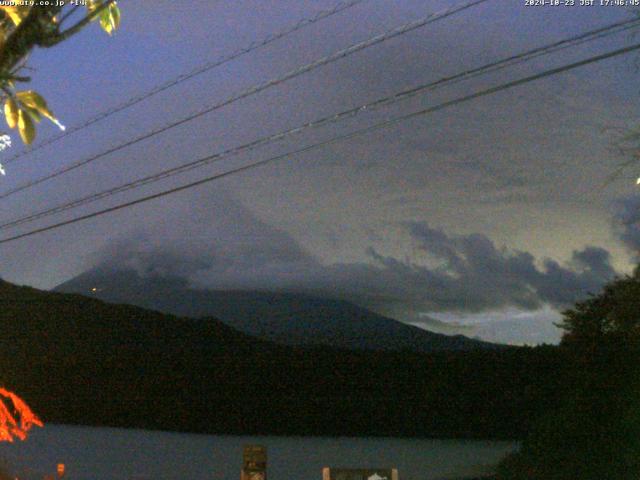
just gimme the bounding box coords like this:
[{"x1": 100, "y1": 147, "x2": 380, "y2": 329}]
[
  {"x1": 241, "y1": 445, "x2": 267, "y2": 480},
  {"x1": 322, "y1": 468, "x2": 399, "y2": 480}
]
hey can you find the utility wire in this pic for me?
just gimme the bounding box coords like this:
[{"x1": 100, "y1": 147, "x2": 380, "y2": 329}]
[
  {"x1": 0, "y1": 0, "x2": 491, "y2": 199},
  {"x1": 1, "y1": 40, "x2": 639, "y2": 245},
  {"x1": 1, "y1": 19, "x2": 637, "y2": 231},
  {"x1": 3, "y1": 0, "x2": 368, "y2": 165}
]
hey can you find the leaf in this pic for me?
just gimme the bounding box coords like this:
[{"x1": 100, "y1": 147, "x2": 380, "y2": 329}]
[
  {"x1": 110, "y1": 3, "x2": 121, "y2": 30},
  {"x1": 22, "y1": 106, "x2": 42, "y2": 124},
  {"x1": 16, "y1": 90, "x2": 65, "y2": 131},
  {"x1": 99, "y1": 2, "x2": 120, "y2": 35},
  {"x1": 86, "y1": 0, "x2": 100, "y2": 14},
  {"x1": 15, "y1": 90, "x2": 64, "y2": 130},
  {"x1": 0, "y1": 6, "x2": 30, "y2": 26},
  {"x1": 99, "y1": 9, "x2": 113, "y2": 34},
  {"x1": 4, "y1": 98, "x2": 18, "y2": 129},
  {"x1": 17, "y1": 109, "x2": 34, "y2": 144},
  {"x1": 86, "y1": 1, "x2": 120, "y2": 34},
  {"x1": 0, "y1": 388, "x2": 43, "y2": 442},
  {"x1": 16, "y1": 91, "x2": 53, "y2": 120}
]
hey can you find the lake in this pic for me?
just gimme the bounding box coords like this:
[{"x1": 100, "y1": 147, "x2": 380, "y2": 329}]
[{"x1": 0, "y1": 425, "x2": 518, "y2": 480}]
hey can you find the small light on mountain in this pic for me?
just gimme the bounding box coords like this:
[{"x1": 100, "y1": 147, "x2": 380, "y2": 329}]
[
  {"x1": 91, "y1": 287, "x2": 97, "y2": 293},
  {"x1": 636, "y1": 177, "x2": 640, "y2": 186}
]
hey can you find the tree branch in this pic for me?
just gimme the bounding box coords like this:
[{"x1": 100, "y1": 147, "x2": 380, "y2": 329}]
[
  {"x1": 57, "y1": 5, "x2": 82, "y2": 27},
  {"x1": 40, "y1": 0, "x2": 116, "y2": 47},
  {"x1": 0, "y1": 6, "x2": 63, "y2": 74},
  {"x1": 0, "y1": 1, "x2": 116, "y2": 74}
]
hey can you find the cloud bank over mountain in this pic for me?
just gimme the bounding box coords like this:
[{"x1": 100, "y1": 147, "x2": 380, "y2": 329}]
[{"x1": 87, "y1": 192, "x2": 616, "y2": 344}]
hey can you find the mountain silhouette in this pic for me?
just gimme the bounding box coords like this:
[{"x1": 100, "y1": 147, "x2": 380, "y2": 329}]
[
  {"x1": 0, "y1": 278, "x2": 561, "y2": 439},
  {"x1": 55, "y1": 267, "x2": 498, "y2": 352}
]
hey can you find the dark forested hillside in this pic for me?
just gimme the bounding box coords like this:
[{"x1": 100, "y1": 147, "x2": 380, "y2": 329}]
[
  {"x1": 1, "y1": 280, "x2": 563, "y2": 439},
  {"x1": 55, "y1": 268, "x2": 497, "y2": 353}
]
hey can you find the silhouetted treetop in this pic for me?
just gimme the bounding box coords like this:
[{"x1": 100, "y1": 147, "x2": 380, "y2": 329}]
[{"x1": 559, "y1": 265, "x2": 640, "y2": 350}]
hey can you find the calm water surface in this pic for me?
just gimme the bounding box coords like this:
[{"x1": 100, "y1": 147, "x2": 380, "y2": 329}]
[{"x1": 0, "y1": 425, "x2": 518, "y2": 480}]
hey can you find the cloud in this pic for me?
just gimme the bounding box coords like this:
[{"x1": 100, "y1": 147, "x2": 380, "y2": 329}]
[
  {"x1": 414, "y1": 306, "x2": 563, "y2": 345},
  {"x1": 375, "y1": 222, "x2": 616, "y2": 312},
  {"x1": 469, "y1": 309, "x2": 563, "y2": 346},
  {"x1": 613, "y1": 195, "x2": 640, "y2": 256},
  {"x1": 91, "y1": 190, "x2": 318, "y2": 287},
  {"x1": 88, "y1": 192, "x2": 617, "y2": 327}
]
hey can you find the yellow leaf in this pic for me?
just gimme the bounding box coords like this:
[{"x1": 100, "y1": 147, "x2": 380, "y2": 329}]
[
  {"x1": 100, "y1": 10, "x2": 114, "y2": 34},
  {"x1": 110, "y1": 4, "x2": 121, "y2": 30},
  {"x1": 100, "y1": 3, "x2": 119, "y2": 35},
  {"x1": 86, "y1": 0, "x2": 100, "y2": 14},
  {"x1": 16, "y1": 91, "x2": 52, "y2": 119},
  {"x1": 16, "y1": 90, "x2": 64, "y2": 130},
  {"x1": 17, "y1": 109, "x2": 35, "y2": 144},
  {"x1": 23, "y1": 106, "x2": 42, "y2": 124},
  {"x1": 87, "y1": 2, "x2": 120, "y2": 34},
  {"x1": 4, "y1": 98, "x2": 18, "y2": 129},
  {"x1": 0, "y1": 6, "x2": 30, "y2": 26}
]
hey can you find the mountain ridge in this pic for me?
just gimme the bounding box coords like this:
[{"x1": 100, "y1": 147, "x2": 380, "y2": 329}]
[
  {"x1": 0, "y1": 278, "x2": 562, "y2": 439},
  {"x1": 55, "y1": 267, "x2": 499, "y2": 352}
]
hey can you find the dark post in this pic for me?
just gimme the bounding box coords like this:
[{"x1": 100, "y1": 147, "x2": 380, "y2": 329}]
[
  {"x1": 241, "y1": 445, "x2": 267, "y2": 480},
  {"x1": 322, "y1": 468, "x2": 399, "y2": 480}
]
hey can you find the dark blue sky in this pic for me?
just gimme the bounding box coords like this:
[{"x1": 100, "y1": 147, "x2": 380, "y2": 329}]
[{"x1": 0, "y1": 1, "x2": 639, "y2": 344}]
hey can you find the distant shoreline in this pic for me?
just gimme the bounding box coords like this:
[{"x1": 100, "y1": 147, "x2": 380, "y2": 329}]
[
  {"x1": 36, "y1": 422, "x2": 523, "y2": 444},
  {"x1": 4, "y1": 424, "x2": 517, "y2": 480}
]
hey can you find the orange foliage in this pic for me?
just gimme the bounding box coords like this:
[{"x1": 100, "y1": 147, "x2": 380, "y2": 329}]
[{"x1": 0, "y1": 388, "x2": 43, "y2": 442}]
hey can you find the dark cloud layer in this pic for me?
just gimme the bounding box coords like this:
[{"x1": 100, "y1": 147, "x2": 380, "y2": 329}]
[
  {"x1": 386, "y1": 222, "x2": 616, "y2": 312},
  {"x1": 92, "y1": 194, "x2": 617, "y2": 323},
  {"x1": 614, "y1": 195, "x2": 640, "y2": 255}
]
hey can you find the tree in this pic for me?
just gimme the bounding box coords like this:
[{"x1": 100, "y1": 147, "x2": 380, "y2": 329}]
[
  {"x1": 559, "y1": 266, "x2": 640, "y2": 351},
  {"x1": 0, "y1": 388, "x2": 42, "y2": 442},
  {"x1": 496, "y1": 268, "x2": 640, "y2": 479},
  {"x1": 0, "y1": 1, "x2": 121, "y2": 146},
  {"x1": 0, "y1": 1, "x2": 121, "y2": 442}
]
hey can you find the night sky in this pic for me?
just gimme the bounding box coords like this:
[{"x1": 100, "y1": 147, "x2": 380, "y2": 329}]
[{"x1": 1, "y1": 0, "x2": 639, "y2": 345}]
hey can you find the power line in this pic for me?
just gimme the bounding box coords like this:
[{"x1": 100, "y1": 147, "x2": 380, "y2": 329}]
[
  {"x1": 0, "y1": 0, "x2": 491, "y2": 199},
  {"x1": 1, "y1": 19, "x2": 637, "y2": 231},
  {"x1": 1, "y1": 40, "x2": 639, "y2": 245},
  {"x1": 3, "y1": 0, "x2": 368, "y2": 165},
  {"x1": 372, "y1": 16, "x2": 640, "y2": 109}
]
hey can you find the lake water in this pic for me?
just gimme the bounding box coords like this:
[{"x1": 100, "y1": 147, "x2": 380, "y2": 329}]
[{"x1": 0, "y1": 425, "x2": 518, "y2": 480}]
